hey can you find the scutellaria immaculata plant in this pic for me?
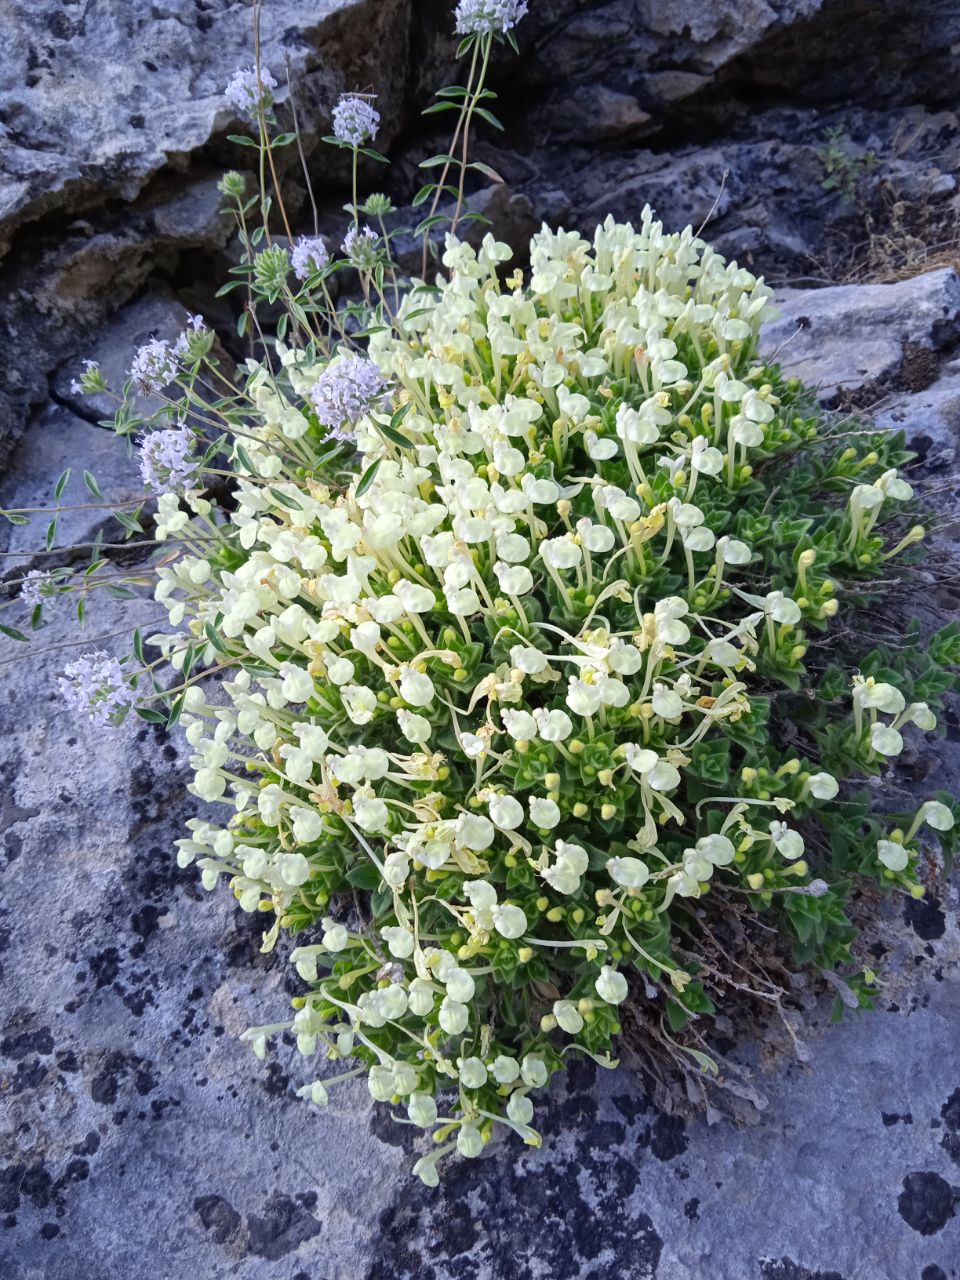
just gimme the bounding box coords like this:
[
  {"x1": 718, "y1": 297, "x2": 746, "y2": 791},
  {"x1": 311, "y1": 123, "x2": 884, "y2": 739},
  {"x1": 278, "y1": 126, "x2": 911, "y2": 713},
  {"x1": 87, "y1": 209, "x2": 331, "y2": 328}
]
[{"x1": 3, "y1": 1, "x2": 958, "y2": 1185}]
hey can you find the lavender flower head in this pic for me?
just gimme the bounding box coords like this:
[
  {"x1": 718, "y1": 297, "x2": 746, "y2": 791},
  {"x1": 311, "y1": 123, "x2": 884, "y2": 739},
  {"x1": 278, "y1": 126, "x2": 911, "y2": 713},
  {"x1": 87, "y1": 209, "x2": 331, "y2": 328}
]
[
  {"x1": 139, "y1": 424, "x2": 198, "y2": 494},
  {"x1": 225, "y1": 65, "x2": 278, "y2": 117},
  {"x1": 332, "y1": 94, "x2": 380, "y2": 146},
  {"x1": 290, "y1": 236, "x2": 330, "y2": 281},
  {"x1": 310, "y1": 354, "x2": 387, "y2": 442},
  {"x1": 454, "y1": 0, "x2": 528, "y2": 35},
  {"x1": 59, "y1": 651, "x2": 136, "y2": 727},
  {"x1": 129, "y1": 338, "x2": 179, "y2": 397},
  {"x1": 20, "y1": 569, "x2": 54, "y2": 609},
  {"x1": 341, "y1": 224, "x2": 379, "y2": 268}
]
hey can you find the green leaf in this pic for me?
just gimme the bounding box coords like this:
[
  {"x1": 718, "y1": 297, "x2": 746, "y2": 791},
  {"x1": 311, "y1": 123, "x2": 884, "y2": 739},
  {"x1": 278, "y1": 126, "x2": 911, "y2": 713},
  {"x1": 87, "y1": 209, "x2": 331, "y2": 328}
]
[
  {"x1": 136, "y1": 707, "x2": 168, "y2": 725},
  {"x1": 415, "y1": 213, "x2": 448, "y2": 237},
  {"x1": 412, "y1": 183, "x2": 435, "y2": 207},
  {"x1": 346, "y1": 863, "x2": 382, "y2": 890},
  {"x1": 83, "y1": 471, "x2": 102, "y2": 498},
  {"x1": 418, "y1": 153, "x2": 458, "y2": 170},
  {"x1": 474, "y1": 107, "x2": 504, "y2": 131},
  {"x1": 0, "y1": 623, "x2": 29, "y2": 643},
  {"x1": 271, "y1": 131, "x2": 297, "y2": 147},
  {"x1": 378, "y1": 421, "x2": 414, "y2": 449},
  {"x1": 235, "y1": 444, "x2": 255, "y2": 473},
  {"x1": 227, "y1": 133, "x2": 260, "y2": 148},
  {"x1": 45, "y1": 518, "x2": 58, "y2": 551},
  {"x1": 182, "y1": 642, "x2": 197, "y2": 678},
  {"x1": 268, "y1": 487, "x2": 304, "y2": 511},
  {"x1": 54, "y1": 468, "x2": 71, "y2": 499},
  {"x1": 469, "y1": 160, "x2": 504, "y2": 184},
  {"x1": 132, "y1": 628, "x2": 146, "y2": 664},
  {"x1": 684, "y1": 1047, "x2": 720, "y2": 1077},
  {"x1": 664, "y1": 999, "x2": 692, "y2": 1033},
  {"x1": 356, "y1": 458, "x2": 382, "y2": 498},
  {"x1": 422, "y1": 101, "x2": 461, "y2": 115},
  {"x1": 114, "y1": 510, "x2": 143, "y2": 535},
  {"x1": 204, "y1": 622, "x2": 231, "y2": 654}
]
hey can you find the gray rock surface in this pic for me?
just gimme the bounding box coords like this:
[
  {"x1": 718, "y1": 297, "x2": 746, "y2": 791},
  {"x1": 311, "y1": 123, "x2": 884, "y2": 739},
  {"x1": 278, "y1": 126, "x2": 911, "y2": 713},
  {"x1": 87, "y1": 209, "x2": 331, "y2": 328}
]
[
  {"x1": 0, "y1": 0, "x2": 411, "y2": 245},
  {"x1": 760, "y1": 268, "x2": 960, "y2": 402},
  {"x1": 0, "y1": 588, "x2": 408, "y2": 1280},
  {"x1": 0, "y1": 405, "x2": 141, "y2": 578},
  {"x1": 875, "y1": 363, "x2": 960, "y2": 475},
  {"x1": 0, "y1": 0, "x2": 413, "y2": 457}
]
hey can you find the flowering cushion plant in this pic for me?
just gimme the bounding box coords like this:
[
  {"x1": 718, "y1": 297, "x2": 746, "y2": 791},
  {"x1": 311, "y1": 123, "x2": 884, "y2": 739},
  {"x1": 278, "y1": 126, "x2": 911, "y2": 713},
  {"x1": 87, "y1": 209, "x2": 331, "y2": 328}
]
[{"x1": 6, "y1": 5, "x2": 959, "y2": 1185}]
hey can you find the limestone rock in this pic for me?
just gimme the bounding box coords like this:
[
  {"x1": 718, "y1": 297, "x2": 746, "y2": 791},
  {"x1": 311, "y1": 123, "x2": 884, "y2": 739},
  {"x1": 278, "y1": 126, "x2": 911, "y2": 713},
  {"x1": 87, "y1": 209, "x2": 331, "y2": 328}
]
[
  {"x1": 0, "y1": 403, "x2": 141, "y2": 582},
  {"x1": 875, "y1": 364, "x2": 960, "y2": 472},
  {"x1": 0, "y1": 0, "x2": 413, "y2": 247},
  {"x1": 761, "y1": 268, "x2": 960, "y2": 402},
  {"x1": 51, "y1": 295, "x2": 196, "y2": 425},
  {"x1": 0, "y1": 585, "x2": 406, "y2": 1280}
]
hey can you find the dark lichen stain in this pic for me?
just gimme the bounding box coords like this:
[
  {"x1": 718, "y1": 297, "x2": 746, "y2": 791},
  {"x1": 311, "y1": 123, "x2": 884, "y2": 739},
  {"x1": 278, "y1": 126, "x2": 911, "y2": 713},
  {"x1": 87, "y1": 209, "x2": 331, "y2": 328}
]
[
  {"x1": 904, "y1": 895, "x2": 946, "y2": 941},
  {"x1": 683, "y1": 1196, "x2": 700, "y2": 1221},
  {"x1": 1, "y1": 1025, "x2": 55, "y2": 1059},
  {"x1": 881, "y1": 1112, "x2": 913, "y2": 1127},
  {"x1": 90, "y1": 1051, "x2": 157, "y2": 1106},
  {"x1": 366, "y1": 1063, "x2": 662, "y2": 1280},
  {"x1": 72, "y1": 1132, "x2": 101, "y2": 1157},
  {"x1": 897, "y1": 1172, "x2": 957, "y2": 1235},
  {"x1": 87, "y1": 946, "x2": 121, "y2": 989},
  {"x1": 260, "y1": 1060, "x2": 292, "y2": 1099},
  {"x1": 921, "y1": 1266, "x2": 947, "y2": 1280},
  {"x1": 759, "y1": 1260, "x2": 847, "y2": 1280},
  {"x1": 11, "y1": 1058, "x2": 48, "y2": 1093},
  {"x1": 194, "y1": 1193, "x2": 243, "y2": 1245},
  {"x1": 940, "y1": 1087, "x2": 960, "y2": 1167},
  {"x1": 649, "y1": 1112, "x2": 688, "y2": 1161},
  {"x1": 246, "y1": 1191, "x2": 321, "y2": 1261}
]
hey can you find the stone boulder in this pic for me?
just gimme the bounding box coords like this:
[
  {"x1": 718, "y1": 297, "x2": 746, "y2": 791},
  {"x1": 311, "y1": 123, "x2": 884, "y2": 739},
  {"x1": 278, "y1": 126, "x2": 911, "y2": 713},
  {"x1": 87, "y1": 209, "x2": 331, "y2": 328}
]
[
  {"x1": 0, "y1": 0, "x2": 413, "y2": 249},
  {"x1": 761, "y1": 268, "x2": 960, "y2": 402}
]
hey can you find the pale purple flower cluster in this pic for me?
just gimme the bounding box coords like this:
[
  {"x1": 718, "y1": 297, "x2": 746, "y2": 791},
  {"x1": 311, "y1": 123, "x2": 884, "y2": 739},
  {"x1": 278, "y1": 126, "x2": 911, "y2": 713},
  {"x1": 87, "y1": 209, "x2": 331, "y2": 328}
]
[
  {"x1": 20, "y1": 569, "x2": 54, "y2": 608},
  {"x1": 139, "y1": 424, "x2": 198, "y2": 494},
  {"x1": 332, "y1": 94, "x2": 380, "y2": 146},
  {"x1": 290, "y1": 236, "x2": 330, "y2": 281},
  {"x1": 454, "y1": 0, "x2": 528, "y2": 35},
  {"x1": 59, "y1": 650, "x2": 136, "y2": 727},
  {"x1": 310, "y1": 355, "x2": 387, "y2": 441},
  {"x1": 341, "y1": 224, "x2": 379, "y2": 267},
  {"x1": 225, "y1": 65, "x2": 278, "y2": 117},
  {"x1": 129, "y1": 339, "x2": 180, "y2": 397}
]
